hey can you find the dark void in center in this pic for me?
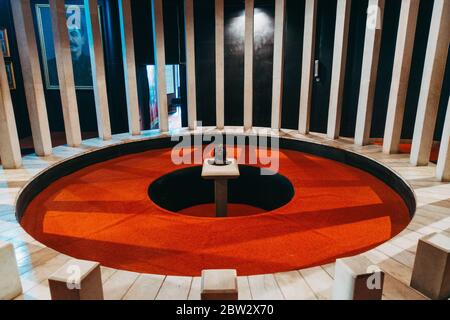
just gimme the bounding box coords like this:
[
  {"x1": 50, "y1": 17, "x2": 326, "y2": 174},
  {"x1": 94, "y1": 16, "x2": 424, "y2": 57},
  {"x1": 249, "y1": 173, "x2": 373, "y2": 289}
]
[{"x1": 148, "y1": 165, "x2": 295, "y2": 218}]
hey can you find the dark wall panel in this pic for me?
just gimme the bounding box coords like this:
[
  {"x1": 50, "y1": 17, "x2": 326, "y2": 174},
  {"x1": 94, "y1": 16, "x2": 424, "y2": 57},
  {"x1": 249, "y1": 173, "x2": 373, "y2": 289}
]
[
  {"x1": 252, "y1": 0, "x2": 275, "y2": 128},
  {"x1": 163, "y1": 0, "x2": 188, "y2": 129},
  {"x1": 370, "y1": 0, "x2": 401, "y2": 138},
  {"x1": 434, "y1": 47, "x2": 449, "y2": 141},
  {"x1": 0, "y1": 0, "x2": 31, "y2": 139},
  {"x1": 401, "y1": 0, "x2": 433, "y2": 141},
  {"x1": 131, "y1": 0, "x2": 153, "y2": 130},
  {"x1": 402, "y1": 0, "x2": 434, "y2": 141},
  {"x1": 310, "y1": 0, "x2": 337, "y2": 133},
  {"x1": 194, "y1": 0, "x2": 216, "y2": 126},
  {"x1": 132, "y1": 0, "x2": 154, "y2": 65},
  {"x1": 340, "y1": 0, "x2": 368, "y2": 137},
  {"x1": 224, "y1": 0, "x2": 245, "y2": 126},
  {"x1": 132, "y1": 0, "x2": 188, "y2": 130},
  {"x1": 220, "y1": 0, "x2": 275, "y2": 128},
  {"x1": 281, "y1": 0, "x2": 304, "y2": 130},
  {"x1": 101, "y1": 0, "x2": 128, "y2": 134},
  {"x1": 164, "y1": 0, "x2": 186, "y2": 65}
]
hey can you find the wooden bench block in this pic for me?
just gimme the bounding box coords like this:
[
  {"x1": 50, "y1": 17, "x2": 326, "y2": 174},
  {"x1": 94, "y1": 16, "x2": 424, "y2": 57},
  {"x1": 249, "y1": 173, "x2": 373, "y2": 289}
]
[
  {"x1": 0, "y1": 241, "x2": 23, "y2": 300},
  {"x1": 48, "y1": 259, "x2": 103, "y2": 300},
  {"x1": 332, "y1": 256, "x2": 384, "y2": 300},
  {"x1": 411, "y1": 232, "x2": 450, "y2": 300},
  {"x1": 201, "y1": 269, "x2": 238, "y2": 300}
]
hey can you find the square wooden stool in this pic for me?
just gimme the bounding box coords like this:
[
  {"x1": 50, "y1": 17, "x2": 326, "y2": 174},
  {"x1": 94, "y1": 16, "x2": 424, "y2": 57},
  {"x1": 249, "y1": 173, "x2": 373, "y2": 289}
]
[
  {"x1": 411, "y1": 232, "x2": 450, "y2": 300},
  {"x1": 332, "y1": 256, "x2": 384, "y2": 300},
  {"x1": 48, "y1": 259, "x2": 103, "y2": 300},
  {"x1": 201, "y1": 269, "x2": 238, "y2": 300},
  {"x1": 0, "y1": 241, "x2": 22, "y2": 300}
]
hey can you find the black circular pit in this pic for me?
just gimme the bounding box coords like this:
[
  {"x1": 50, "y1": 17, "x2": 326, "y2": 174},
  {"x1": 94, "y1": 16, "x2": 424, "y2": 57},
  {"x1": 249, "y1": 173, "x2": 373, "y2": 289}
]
[{"x1": 148, "y1": 165, "x2": 295, "y2": 214}]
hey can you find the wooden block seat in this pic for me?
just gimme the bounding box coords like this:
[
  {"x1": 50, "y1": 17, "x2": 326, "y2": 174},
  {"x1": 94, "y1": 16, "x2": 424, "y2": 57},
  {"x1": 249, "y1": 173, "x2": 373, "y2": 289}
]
[
  {"x1": 48, "y1": 259, "x2": 103, "y2": 300},
  {"x1": 411, "y1": 232, "x2": 450, "y2": 300},
  {"x1": 201, "y1": 269, "x2": 238, "y2": 300},
  {"x1": 0, "y1": 241, "x2": 23, "y2": 300},
  {"x1": 332, "y1": 256, "x2": 384, "y2": 300}
]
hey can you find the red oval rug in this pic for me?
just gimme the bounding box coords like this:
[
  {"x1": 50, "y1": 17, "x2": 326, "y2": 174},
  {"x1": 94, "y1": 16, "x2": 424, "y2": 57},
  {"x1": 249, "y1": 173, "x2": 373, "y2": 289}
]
[{"x1": 21, "y1": 147, "x2": 411, "y2": 276}]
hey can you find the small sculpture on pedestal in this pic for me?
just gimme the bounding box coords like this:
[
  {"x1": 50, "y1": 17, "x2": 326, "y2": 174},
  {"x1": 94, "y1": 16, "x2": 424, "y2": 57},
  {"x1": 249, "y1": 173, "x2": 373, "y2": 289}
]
[{"x1": 209, "y1": 144, "x2": 230, "y2": 166}]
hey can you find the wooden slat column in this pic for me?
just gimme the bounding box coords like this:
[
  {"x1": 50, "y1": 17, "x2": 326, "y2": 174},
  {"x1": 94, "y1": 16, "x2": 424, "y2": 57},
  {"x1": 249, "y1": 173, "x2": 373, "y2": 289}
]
[
  {"x1": 184, "y1": 0, "x2": 197, "y2": 130},
  {"x1": 49, "y1": 0, "x2": 82, "y2": 147},
  {"x1": 118, "y1": 0, "x2": 141, "y2": 136},
  {"x1": 11, "y1": 0, "x2": 52, "y2": 156},
  {"x1": 84, "y1": 0, "x2": 112, "y2": 140},
  {"x1": 382, "y1": 0, "x2": 419, "y2": 154},
  {"x1": 436, "y1": 98, "x2": 450, "y2": 181},
  {"x1": 327, "y1": 0, "x2": 351, "y2": 139},
  {"x1": 0, "y1": 48, "x2": 22, "y2": 168},
  {"x1": 215, "y1": 0, "x2": 225, "y2": 129},
  {"x1": 298, "y1": 0, "x2": 317, "y2": 135},
  {"x1": 151, "y1": 0, "x2": 169, "y2": 133},
  {"x1": 354, "y1": 0, "x2": 385, "y2": 146},
  {"x1": 243, "y1": 0, "x2": 254, "y2": 131},
  {"x1": 270, "y1": 0, "x2": 286, "y2": 130},
  {"x1": 410, "y1": 0, "x2": 450, "y2": 166}
]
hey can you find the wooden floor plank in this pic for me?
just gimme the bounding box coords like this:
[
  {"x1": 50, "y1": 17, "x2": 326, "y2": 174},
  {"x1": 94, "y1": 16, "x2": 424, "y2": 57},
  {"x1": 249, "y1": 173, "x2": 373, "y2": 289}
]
[
  {"x1": 377, "y1": 242, "x2": 416, "y2": 269},
  {"x1": 248, "y1": 274, "x2": 284, "y2": 300},
  {"x1": 390, "y1": 230, "x2": 421, "y2": 253},
  {"x1": 407, "y1": 221, "x2": 442, "y2": 235},
  {"x1": 103, "y1": 270, "x2": 140, "y2": 300},
  {"x1": 16, "y1": 281, "x2": 50, "y2": 300},
  {"x1": 237, "y1": 276, "x2": 252, "y2": 300},
  {"x1": 298, "y1": 266, "x2": 334, "y2": 300},
  {"x1": 17, "y1": 247, "x2": 60, "y2": 276},
  {"x1": 187, "y1": 277, "x2": 201, "y2": 300},
  {"x1": 14, "y1": 242, "x2": 48, "y2": 264},
  {"x1": 274, "y1": 271, "x2": 317, "y2": 300},
  {"x1": 99, "y1": 266, "x2": 115, "y2": 280},
  {"x1": 20, "y1": 254, "x2": 71, "y2": 293},
  {"x1": 382, "y1": 273, "x2": 428, "y2": 300},
  {"x1": 155, "y1": 276, "x2": 192, "y2": 300},
  {"x1": 123, "y1": 274, "x2": 165, "y2": 300},
  {"x1": 321, "y1": 263, "x2": 335, "y2": 279}
]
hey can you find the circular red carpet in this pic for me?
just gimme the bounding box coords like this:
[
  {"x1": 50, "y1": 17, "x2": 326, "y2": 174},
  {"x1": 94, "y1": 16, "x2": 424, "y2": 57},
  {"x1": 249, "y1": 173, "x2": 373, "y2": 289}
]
[{"x1": 21, "y1": 147, "x2": 411, "y2": 276}]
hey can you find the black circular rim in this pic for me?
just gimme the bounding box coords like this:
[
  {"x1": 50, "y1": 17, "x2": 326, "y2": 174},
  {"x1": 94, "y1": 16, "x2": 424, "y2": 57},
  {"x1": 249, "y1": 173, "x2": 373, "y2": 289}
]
[{"x1": 15, "y1": 134, "x2": 416, "y2": 222}]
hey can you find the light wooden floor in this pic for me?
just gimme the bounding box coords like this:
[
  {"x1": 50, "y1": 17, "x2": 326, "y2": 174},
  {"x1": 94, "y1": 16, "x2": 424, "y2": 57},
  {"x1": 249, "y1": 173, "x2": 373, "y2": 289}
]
[{"x1": 1, "y1": 127, "x2": 448, "y2": 300}]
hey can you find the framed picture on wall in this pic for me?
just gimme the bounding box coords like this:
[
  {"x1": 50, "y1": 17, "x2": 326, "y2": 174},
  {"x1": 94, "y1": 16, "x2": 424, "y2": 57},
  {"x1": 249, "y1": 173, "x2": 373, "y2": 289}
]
[
  {"x1": 5, "y1": 61, "x2": 16, "y2": 90},
  {"x1": 35, "y1": 4, "x2": 103, "y2": 90},
  {"x1": 0, "y1": 28, "x2": 10, "y2": 58}
]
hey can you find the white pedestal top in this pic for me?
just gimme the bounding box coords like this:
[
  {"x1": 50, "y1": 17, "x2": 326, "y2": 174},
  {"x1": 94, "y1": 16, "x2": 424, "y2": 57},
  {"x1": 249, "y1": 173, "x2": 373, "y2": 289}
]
[{"x1": 201, "y1": 158, "x2": 240, "y2": 179}]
